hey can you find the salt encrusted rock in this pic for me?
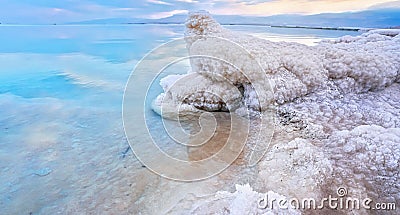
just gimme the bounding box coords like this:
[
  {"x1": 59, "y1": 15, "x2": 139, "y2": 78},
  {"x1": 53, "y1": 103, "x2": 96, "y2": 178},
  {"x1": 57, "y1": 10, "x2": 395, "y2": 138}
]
[
  {"x1": 154, "y1": 11, "x2": 400, "y2": 114},
  {"x1": 258, "y1": 138, "x2": 332, "y2": 200},
  {"x1": 184, "y1": 10, "x2": 225, "y2": 47},
  {"x1": 153, "y1": 73, "x2": 242, "y2": 117},
  {"x1": 367, "y1": 29, "x2": 400, "y2": 37},
  {"x1": 318, "y1": 32, "x2": 400, "y2": 93},
  {"x1": 324, "y1": 125, "x2": 400, "y2": 204}
]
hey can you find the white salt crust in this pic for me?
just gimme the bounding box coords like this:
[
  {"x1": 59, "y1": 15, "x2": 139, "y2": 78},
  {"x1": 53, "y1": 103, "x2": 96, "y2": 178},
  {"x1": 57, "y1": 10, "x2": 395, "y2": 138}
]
[
  {"x1": 152, "y1": 11, "x2": 400, "y2": 214},
  {"x1": 155, "y1": 11, "x2": 399, "y2": 112}
]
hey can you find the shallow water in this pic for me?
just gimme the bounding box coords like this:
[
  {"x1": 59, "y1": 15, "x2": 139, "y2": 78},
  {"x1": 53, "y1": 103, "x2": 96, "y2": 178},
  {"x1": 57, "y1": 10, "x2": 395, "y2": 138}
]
[{"x1": 0, "y1": 24, "x2": 363, "y2": 214}]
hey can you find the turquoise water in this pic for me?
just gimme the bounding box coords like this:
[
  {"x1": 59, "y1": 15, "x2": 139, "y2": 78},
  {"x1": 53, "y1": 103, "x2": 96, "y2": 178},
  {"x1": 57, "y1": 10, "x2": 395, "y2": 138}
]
[{"x1": 0, "y1": 24, "x2": 360, "y2": 214}]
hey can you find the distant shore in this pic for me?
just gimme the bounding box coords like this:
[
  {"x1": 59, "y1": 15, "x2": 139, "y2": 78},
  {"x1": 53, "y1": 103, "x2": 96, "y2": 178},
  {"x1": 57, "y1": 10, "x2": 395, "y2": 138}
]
[
  {"x1": 1, "y1": 22, "x2": 399, "y2": 33},
  {"x1": 113, "y1": 22, "x2": 364, "y2": 31}
]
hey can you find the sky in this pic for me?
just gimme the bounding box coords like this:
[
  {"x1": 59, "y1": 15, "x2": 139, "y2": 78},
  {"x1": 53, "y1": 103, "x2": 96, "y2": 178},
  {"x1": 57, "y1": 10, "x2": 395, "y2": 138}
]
[{"x1": 0, "y1": 0, "x2": 399, "y2": 24}]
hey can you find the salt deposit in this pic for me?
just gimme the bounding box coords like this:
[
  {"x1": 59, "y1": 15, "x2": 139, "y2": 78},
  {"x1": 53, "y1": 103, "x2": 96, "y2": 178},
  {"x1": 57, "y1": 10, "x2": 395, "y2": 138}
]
[
  {"x1": 155, "y1": 11, "x2": 399, "y2": 111},
  {"x1": 152, "y1": 11, "x2": 400, "y2": 214}
]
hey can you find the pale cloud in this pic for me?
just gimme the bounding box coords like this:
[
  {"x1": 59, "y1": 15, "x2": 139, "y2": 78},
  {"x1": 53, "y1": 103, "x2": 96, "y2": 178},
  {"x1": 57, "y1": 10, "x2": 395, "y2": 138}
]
[
  {"x1": 210, "y1": 0, "x2": 397, "y2": 15},
  {"x1": 0, "y1": 0, "x2": 398, "y2": 24},
  {"x1": 147, "y1": 9, "x2": 188, "y2": 19},
  {"x1": 49, "y1": 8, "x2": 71, "y2": 16},
  {"x1": 369, "y1": 0, "x2": 400, "y2": 9},
  {"x1": 111, "y1": 8, "x2": 137, "y2": 12},
  {"x1": 175, "y1": 0, "x2": 199, "y2": 3},
  {"x1": 147, "y1": 0, "x2": 173, "y2": 5}
]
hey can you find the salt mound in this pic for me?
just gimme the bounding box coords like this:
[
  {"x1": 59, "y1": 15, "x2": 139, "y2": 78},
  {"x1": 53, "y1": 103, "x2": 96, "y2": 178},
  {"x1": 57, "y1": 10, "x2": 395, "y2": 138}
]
[{"x1": 154, "y1": 11, "x2": 400, "y2": 114}]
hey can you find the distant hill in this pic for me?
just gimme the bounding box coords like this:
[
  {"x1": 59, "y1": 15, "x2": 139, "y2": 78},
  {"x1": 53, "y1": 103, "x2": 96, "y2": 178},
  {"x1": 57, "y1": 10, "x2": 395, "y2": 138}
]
[
  {"x1": 66, "y1": 18, "x2": 148, "y2": 25},
  {"x1": 67, "y1": 9, "x2": 400, "y2": 28}
]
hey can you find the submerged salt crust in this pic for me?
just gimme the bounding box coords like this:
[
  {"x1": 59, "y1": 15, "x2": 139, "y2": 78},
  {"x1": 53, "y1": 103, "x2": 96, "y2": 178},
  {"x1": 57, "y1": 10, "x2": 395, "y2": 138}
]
[{"x1": 151, "y1": 11, "x2": 400, "y2": 214}]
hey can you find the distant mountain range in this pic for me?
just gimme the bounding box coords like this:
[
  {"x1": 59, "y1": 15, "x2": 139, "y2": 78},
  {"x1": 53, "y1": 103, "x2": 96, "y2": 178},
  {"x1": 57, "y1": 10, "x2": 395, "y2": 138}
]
[{"x1": 67, "y1": 9, "x2": 400, "y2": 28}]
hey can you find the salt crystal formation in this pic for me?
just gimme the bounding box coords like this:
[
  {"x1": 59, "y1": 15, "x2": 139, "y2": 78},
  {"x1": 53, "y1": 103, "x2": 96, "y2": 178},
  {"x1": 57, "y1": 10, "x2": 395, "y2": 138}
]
[
  {"x1": 191, "y1": 184, "x2": 301, "y2": 215},
  {"x1": 154, "y1": 11, "x2": 400, "y2": 213},
  {"x1": 156, "y1": 11, "x2": 399, "y2": 112}
]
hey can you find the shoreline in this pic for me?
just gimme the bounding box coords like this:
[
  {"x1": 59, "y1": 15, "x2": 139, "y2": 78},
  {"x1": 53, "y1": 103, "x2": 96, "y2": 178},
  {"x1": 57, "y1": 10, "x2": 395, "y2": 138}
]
[
  {"x1": 0, "y1": 22, "x2": 395, "y2": 32},
  {"x1": 2, "y1": 21, "x2": 399, "y2": 34}
]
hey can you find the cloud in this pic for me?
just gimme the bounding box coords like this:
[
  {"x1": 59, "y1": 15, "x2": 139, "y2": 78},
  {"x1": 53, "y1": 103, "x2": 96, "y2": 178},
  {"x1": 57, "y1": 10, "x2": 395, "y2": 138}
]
[
  {"x1": 210, "y1": 0, "x2": 398, "y2": 16},
  {"x1": 147, "y1": 0, "x2": 173, "y2": 5},
  {"x1": 175, "y1": 0, "x2": 199, "y2": 3},
  {"x1": 368, "y1": 0, "x2": 400, "y2": 9},
  {"x1": 0, "y1": 0, "x2": 399, "y2": 24},
  {"x1": 0, "y1": 0, "x2": 147, "y2": 23},
  {"x1": 147, "y1": 9, "x2": 188, "y2": 19}
]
